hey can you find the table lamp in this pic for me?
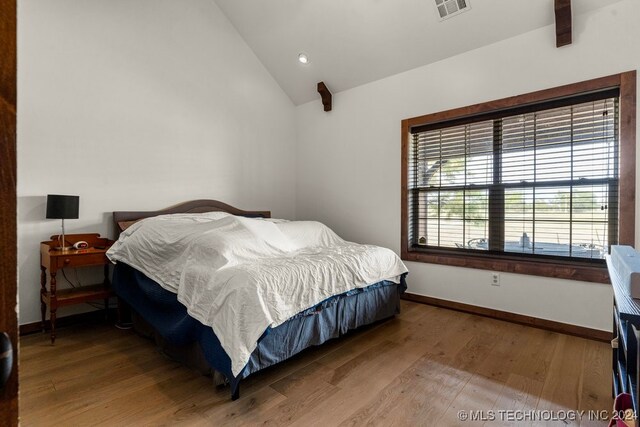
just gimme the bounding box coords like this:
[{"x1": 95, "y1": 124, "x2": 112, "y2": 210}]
[{"x1": 46, "y1": 194, "x2": 79, "y2": 251}]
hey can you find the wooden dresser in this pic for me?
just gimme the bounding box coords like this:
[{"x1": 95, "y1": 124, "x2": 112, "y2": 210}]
[{"x1": 608, "y1": 255, "x2": 640, "y2": 416}]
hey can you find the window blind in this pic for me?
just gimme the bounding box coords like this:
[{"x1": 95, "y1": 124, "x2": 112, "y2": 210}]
[{"x1": 408, "y1": 91, "x2": 619, "y2": 262}]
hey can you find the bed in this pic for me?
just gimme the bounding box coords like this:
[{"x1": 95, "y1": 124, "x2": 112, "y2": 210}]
[{"x1": 109, "y1": 200, "x2": 408, "y2": 400}]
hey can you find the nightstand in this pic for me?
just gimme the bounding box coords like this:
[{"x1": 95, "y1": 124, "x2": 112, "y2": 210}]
[{"x1": 39, "y1": 233, "x2": 115, "y2": 344}]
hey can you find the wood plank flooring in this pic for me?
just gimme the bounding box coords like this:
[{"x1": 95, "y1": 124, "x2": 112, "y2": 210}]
[{"x1": 19, "y1": 301, "x2": 612, "y2": 426}]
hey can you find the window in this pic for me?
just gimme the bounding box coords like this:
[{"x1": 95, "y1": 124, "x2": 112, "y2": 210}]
[{"x1": 401, "y1": 72, "x2": 636, "y2": 282}]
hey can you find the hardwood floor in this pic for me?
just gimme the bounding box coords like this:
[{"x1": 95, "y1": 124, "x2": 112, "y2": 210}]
[{"x1": 19, "y1": 301, "x2": 612, "y2": 426}]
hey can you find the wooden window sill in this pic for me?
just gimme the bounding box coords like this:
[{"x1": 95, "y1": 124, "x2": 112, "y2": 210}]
[{"x1": 402, "y1": 249, "x2": 609, "y2": 283}]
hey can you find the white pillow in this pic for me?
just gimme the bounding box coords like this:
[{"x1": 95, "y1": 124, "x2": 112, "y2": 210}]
[{"x1": 275, "y1": 221, "x2": 344, "y2": 250}]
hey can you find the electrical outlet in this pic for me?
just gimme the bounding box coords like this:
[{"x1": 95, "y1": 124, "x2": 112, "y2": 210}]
[{"x1": 491, "y1": 273, "x2": 500, "y2": 286}]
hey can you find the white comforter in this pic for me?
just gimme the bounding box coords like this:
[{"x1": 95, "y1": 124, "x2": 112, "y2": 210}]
[{"x1": 107, "y1": 212, "x2": 408, "y2": 376}]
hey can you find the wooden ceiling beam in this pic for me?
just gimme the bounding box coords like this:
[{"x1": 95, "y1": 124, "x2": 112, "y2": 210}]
[
  {"x1": 554, "y1": 0, "x2": 572, "y2": 47},
  {"x1": 317, "y1": 81, "x2": 332, "y2": 112}
]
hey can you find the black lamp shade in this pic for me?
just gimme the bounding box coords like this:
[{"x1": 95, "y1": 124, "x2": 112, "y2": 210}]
[{"x1": 46, "y1": 195, "x2": 79, "y2": 219}]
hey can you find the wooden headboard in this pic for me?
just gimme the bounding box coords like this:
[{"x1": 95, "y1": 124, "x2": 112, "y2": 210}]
[{"x1": 113, "y1": 199, "x2": 271, "y2": 236}]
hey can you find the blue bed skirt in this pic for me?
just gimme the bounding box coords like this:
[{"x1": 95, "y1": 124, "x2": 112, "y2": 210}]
[{"x1": 112, "y1": 263, "x2": 407, "y2": 398}]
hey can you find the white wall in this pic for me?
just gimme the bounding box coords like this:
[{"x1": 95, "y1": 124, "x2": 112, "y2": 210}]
[
  {"x1": 295, "y1": 0, "x2": 640, "y2": 332},
  {"x1": 17, "y1": 0, "x2": 296, "y2": 325}
]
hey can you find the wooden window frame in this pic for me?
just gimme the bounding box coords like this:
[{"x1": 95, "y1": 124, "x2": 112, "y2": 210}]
[{"x1": 401, "y1": 71, "x2": 637, "y2": 283}]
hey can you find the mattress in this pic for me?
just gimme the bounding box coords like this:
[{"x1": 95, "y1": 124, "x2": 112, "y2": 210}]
[{"x1": 112, "y1": 262, "x2": 407, "y2": 396}]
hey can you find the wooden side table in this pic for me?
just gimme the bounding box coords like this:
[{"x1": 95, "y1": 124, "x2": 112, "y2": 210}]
[{"x1": 39, "y1": 233, "x2": 115, "y2": 344}]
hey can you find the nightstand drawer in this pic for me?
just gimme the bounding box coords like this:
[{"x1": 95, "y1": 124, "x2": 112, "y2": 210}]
[{"x1": 56, "y1": 253, "x2": 108, "y2": 269}]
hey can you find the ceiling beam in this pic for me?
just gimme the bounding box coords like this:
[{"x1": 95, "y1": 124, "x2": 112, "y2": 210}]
[
  {"x1": 317, "y1": 82, "x2": 332, "y2": 112},
  {"x1": 554, "y1": 0, "x2": 572, "y2": 47}
]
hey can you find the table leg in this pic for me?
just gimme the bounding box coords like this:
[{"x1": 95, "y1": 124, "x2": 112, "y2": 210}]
[
  {"x1": 40, "y1": 266, "x2": 46, "y2": 333},
  {"x1": 50, "y1": 271, "x2": 57, "y2": 345}
]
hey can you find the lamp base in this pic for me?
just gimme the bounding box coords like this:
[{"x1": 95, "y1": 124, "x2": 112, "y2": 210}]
[{"x1": 53, "y1": 246, "x2": 73, "y2": 251}]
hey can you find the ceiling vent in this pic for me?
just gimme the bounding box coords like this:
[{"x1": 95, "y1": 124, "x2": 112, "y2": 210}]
[{"x1": 435, "y1": 0, "x2": 471, "y2": 20}]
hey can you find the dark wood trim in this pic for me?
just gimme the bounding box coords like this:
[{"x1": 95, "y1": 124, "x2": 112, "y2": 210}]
[
  {"x1": 411, "y1": 89, "x2": 620, "y2": 135},
  {"x1": 0, "y1": 0, "x2": 17, "y2": 424},
  {"x1": 401, "y1": 120, "x2": 410, "y2": 262},
  {"x1": 618, "y1": 71, "x2": 636, "y2": 245},
  {"x1": 402, "y1": 292, "x2": 611, "y2": 342},
  {"x1": 317, "y1": 81, "x2": 332, "y2": 112},
  {"x1": 19, "y1": 309, "x2": 118, "y2": 336},
  {"x1": 554, "y1": 0, "x2": 572, "y2": 47},
  {"x1": 113, "y1": 199, "x2": 271, "y2": 235},
  {"x1": 401, "y1": 71, "x2": 637, "y2": 283},
  {"x1": 405, "y1": 73, "x2": 624, "y2": 129},
  {"x1": 404, "y1": 251, "x2": 609, "y2": 283}
]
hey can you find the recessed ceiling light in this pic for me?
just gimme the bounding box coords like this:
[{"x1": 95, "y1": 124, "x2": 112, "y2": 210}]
[{"x1": 298, "y1": 53, "x2": 309, "y2": 64}]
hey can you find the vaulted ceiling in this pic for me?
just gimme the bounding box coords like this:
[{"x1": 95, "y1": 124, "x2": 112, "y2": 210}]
[{"x1": 214, "y1": 0, "x2": 622, "y2": 105}]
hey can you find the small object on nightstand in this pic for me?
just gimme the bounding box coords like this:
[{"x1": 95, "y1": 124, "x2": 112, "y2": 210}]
[
  {"x1": 72, "y1": 241, "x2": 88, "y2": 250},
  {"x1": 40, "y1": 233, "x2": 115, "y2": 344}
]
